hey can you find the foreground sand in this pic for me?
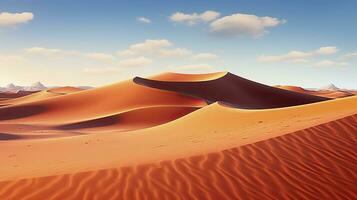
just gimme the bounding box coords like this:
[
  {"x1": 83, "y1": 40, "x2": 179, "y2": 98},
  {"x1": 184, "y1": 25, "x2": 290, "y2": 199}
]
[
  {"x1": 0, "y1": 109, "x2": 356, "y2": 199},
  {"x1": 0, "y1": 72, "x2": 356, "y2": 200}
]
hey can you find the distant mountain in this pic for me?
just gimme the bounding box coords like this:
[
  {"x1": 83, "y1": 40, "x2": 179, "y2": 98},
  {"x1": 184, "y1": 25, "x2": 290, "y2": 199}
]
[
  {"x1": 0, "y1": 82, "x2": 93, "y2": 93},
  {"x1": 0, "y1": 82, "x2": 47, "y2": 93},
  {"x1": 24, "y1": 82, "x2": 47, "y2": 91},
  {"x1": 321, "y1": 83, "x2": 340, "y2": 91}
]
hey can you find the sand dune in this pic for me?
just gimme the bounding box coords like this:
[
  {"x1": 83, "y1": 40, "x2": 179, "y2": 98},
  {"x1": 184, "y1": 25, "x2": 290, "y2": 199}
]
[
  {"x1": 0, "y1": 113, "x2": 356, "y2": 200},
  {"x1": 0, "y1": 87, "x2": 84, "y2": 107},
  {"x1": 47, "y1": 86, "x2": 84, "y2": 94},
  {"x1": 53, "y1": 106, "x2": 200, "y2": 133},
  {"x1": 276, "y1": 85, "x2": 355, "y2": 98},
  {"x1": 0, "y1": 91, "x2": 36, "y2": 104},
  {"x1": 1, "y1": 72, "x2": 356, "y2": 200},
  {"x1": 0, "y1": 79, "x2": 205, "y2": 124},
  {"x1": 0, "y1": 95, "x2": 356, "y2": 181},
  {"x1": 135, "y1": 72, "x2": 329, "y2": 109}
]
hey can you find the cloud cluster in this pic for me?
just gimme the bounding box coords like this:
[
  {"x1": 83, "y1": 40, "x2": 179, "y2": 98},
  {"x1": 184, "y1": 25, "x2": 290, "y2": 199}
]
[
  {"x1": 7, "y1": 38, "x2": 218, "y2": 75},
  {"x1": 170, "y1": 10, "x2": 220, "y2": 25},
  {"x1": 170, "y1": 10, "x2": 285, "y2": 37},
  {"x1": 258, "y1": 46, "x2": 339, "y2": 63},
  {"x1": 210, "y1": 14, "x2": 285, "y2": 37},
  {"x1": 0, "y1": 12, "x2": 34, "y2": 27},
  {"x1": 117, "y1": 39, "x2": 218, "y2": 59},
  {"x1": 257, "y1": 46, "x2": 350, "y2": 67},
  {"x1": 118, "y1": 39, "x2": 172, "y2": 57}
]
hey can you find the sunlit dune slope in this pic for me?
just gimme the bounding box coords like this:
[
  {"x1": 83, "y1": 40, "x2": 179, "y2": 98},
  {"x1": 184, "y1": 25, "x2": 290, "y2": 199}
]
[
  {"x1": 0, "y1": 87, "x2": 84, "y2": 107},
  {"x1": 0, "y1": 91, "x2": 62, "y2": 106},
  {"x1": 0, "y1": 96, "x2": 356, "y2": 181},
  {"x1": 0, "y1": 80, "x2": 205, "y2": 124},
  {"x1": 0, "y1": 109, "x2": 356, "y2": 200},
  {"x1": 275, "y1": 85, "x2": 307, "y2": 93},
  {"x1": 47, "y1": 86, "x2": 84, "y2": 94},
  {"x1": 276, "y1": 85, "x2": 355, "y2": 98},
  {"x1": 312, "y1": 90, "x2": 354, "y2": 98},
  {"x1": 148, "y1": 71, "x2": 228, "y2": 82},
  {"x1": 135, "y1": 72, "x2": 329, "y2": 109},
  {"x1": 0, "y1": 91, "x2": 35, "y2": 101}
]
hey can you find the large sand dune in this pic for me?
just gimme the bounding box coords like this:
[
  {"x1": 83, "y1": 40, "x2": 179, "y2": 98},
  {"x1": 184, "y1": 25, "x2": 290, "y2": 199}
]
[
  {"x1": 0, "y1": 72, "x2": 356, "y2": 200},
  {"x1": 135, "y1": 72, "x2": 329, "y2": 109},
  {"x1": 0, "y1": 79, "x2": 205, "y2": 124}
]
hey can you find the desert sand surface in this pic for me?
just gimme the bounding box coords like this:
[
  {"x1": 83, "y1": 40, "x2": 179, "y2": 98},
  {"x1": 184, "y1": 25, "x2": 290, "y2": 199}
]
[
  {"x1": 0, "y1": 86, "x2": 84, "y2": 107},
  {"x1": 0, "y1": 72, "x2": 356, "y2": 200}
]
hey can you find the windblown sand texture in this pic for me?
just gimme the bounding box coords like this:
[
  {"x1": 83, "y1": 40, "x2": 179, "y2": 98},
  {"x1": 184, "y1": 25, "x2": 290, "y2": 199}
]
[{"x1": 1, "y1": 72, "x2": 356, "y2": 200}]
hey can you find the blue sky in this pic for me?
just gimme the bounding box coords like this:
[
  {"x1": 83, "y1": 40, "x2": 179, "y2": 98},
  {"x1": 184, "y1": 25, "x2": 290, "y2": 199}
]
[{"x1": 0, "y1": 0, "x2": 357, "y2": 88}]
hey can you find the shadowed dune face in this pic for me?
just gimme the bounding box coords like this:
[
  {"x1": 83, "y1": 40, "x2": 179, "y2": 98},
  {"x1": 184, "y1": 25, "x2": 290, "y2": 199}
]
[
  {"x1": 0, "y1": 115, "x2": 355, "y2": 200},
  {"x1": 54, "y1": 106, "x2": 200, "y2": 132},
  {"x1": 134, "y1": 72, "x2": 330, "y2": 109},
  {"x1": 0, "y1": 104, "x2": 47, "y2": 121},
  {"x1": 0, "y1": 133, "x2": 22, "y2": 140}
]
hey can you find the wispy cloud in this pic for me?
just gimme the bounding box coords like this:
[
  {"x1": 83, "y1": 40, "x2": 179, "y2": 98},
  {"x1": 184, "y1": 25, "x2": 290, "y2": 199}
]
[
  {"x1": 313, "y1": 60, "x2": 348, "y2": 67},
  {"x1": 117, "y1": 39, "x2": 218, "y2": 60},
  {"x1": 137, "y1": 17, "x2": 151, "y2": 24},
  {"x1": 258, "y1": 46, "x2": 339, "y2": 63},
  {"x1": 340, "y1": 52, "x2": 357, "y2": 60}
]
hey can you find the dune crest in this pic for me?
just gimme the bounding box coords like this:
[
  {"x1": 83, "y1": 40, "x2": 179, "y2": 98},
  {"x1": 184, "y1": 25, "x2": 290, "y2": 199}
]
[{"x1": 134, "y1": 72, "x2": 329, "y2": 109}]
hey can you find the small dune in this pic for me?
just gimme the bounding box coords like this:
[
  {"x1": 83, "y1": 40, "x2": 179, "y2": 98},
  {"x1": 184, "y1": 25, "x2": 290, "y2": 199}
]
[{"x1": 276, "y1": 85, "x2": 355, "y2": 98}]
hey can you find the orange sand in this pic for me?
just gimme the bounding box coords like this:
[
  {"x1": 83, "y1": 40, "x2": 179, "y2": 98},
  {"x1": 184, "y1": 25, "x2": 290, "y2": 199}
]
[{"x1": 0, "y1": 72, "x2": 356, "y2": 200}]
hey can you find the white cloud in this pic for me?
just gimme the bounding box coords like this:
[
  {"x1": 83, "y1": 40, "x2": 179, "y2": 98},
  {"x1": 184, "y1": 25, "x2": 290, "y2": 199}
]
[
  {"x1": 313, "y1": 60, "x2": 348, "y2": 67},
  {"x1": 118, "y1": 39, "x2": 172, "y2": 56},
  {"x1": 170, "y1": 10, "x2": 220, "y2": 25},
  {"x1": 25, "y1": 47, "x2": 64, "y2": 55},
  {"x1": 340, "y1": 52, "x2": 357, "y2": 60},
  {"x1": 118, "y1": 57, "x2": 152, "y2": 67},
  {"x1": 83, "y1": 67, "x2": 121, "y2": 74},
  {"x1": 0, "y1": 12, "x2": 34, "y2": 27},
  {"x1": 258, "y1": 46, "x2": 339, "y2": 63},
  {"x1": 315, "y1": 46, "x2": 339, "y2": 55},
  {"x1": 210, "y1": 13, "x2": 285, "y2": 37},
  {"x1": 158, "y1": 48, "x2": 192, "y2": 57},
  {"x1": 137, "y1": 17, "x2": 151, "y2": 24},
  {"x1": 117, "y1": 39, "x2": 218, "y2": 61},
  {"x1": 192, "y1": 53, "x2": 218, "y2": 60}
]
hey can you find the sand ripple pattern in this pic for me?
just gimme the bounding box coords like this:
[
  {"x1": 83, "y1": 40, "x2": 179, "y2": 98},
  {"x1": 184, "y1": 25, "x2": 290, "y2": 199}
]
[{"x1": 0, "y1": 115, "x2": 356, "y2": 200}]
